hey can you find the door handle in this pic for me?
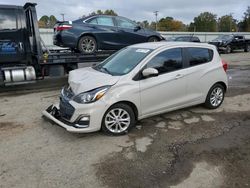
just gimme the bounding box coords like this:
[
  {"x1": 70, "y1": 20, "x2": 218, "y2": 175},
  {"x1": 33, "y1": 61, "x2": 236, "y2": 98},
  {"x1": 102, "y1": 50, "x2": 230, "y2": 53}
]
[{"x1": 175, "y1": 74, "x2": 183, "y2": 79}]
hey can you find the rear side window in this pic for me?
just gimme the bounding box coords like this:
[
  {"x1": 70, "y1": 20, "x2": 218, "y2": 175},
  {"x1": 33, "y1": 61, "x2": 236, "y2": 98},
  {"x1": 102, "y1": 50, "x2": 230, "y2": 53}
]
[
  {"x1": 146, "y1": 48, "x2": 183, "y2": 74},
  {"x1": 116, "y1": 17, "x2": 136, "y2": 29},
  {"x1": 0, "y1": 9, "x2": 17, "y2": 30},
  {"x1": 86, "y1": 16, "x2": 114, "y2": 27},
  {"x1": 88, "y1": 18, "x2": 98, "y2": 24},
  {"x1": 187, "y1": 48, "x2": 213, "y2": 66}
]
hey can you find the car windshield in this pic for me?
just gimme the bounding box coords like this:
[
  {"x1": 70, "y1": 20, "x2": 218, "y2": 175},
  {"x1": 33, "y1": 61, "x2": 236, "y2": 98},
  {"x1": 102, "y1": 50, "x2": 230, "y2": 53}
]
[
  {"x1": 215, "y1": 35, "x2": 233, "y2": 41},
  {"x1": 166, "y1": 37, "x2": 177, "y2": 41},
  {"x1": 93, "y1": 47, "x2": 152, "y2": 76}
]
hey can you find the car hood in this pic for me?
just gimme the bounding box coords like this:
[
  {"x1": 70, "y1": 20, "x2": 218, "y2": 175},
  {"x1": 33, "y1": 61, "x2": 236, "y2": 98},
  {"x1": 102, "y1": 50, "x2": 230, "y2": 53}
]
[{"x1": 68, "y1": 67, "x2": 120, "y2": 95}]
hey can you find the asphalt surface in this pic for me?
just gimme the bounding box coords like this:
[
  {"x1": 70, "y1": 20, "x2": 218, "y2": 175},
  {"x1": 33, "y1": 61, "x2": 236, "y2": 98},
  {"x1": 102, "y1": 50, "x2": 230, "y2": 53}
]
[{"x1": 0, "y1": 52, "x2": 250, "y2": 188}]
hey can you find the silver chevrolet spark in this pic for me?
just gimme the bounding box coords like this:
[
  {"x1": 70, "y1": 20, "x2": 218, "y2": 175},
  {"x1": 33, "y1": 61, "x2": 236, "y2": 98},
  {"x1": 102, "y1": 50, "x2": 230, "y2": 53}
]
[{"x1": 43, "y1": 42, "x2": 228, "y2": 135}]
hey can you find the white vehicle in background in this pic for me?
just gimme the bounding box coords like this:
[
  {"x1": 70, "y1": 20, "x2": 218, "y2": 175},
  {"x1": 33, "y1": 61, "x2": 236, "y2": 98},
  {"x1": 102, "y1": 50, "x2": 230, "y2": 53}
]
[{"x1": 43, "y1": 42, "x2": 228, "y2": 135}]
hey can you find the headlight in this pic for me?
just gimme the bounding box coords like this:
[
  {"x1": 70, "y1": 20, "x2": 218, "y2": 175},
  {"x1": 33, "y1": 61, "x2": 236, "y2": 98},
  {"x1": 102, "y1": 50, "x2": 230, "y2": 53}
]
[{"x1": 73, "y1": 86, "x2": 111, "y2": 104}]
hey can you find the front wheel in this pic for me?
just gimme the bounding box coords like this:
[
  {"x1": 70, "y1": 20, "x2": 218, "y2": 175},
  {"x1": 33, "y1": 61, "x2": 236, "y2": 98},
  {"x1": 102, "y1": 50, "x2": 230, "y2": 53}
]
[
  {"x1": 225, "y1": 45, "x2": 232, "y2": 54},
  {"x1": 101, "y1": 103, "x2": 135, "y2": 135},
  {"x1": 78, "y1": 36, "x2": 97, "y2": 54},
  {"x1": 148, "y1": 36, "x2": 159, "y2": 42},
  {"x1": 204, "y1": 84, "x2": 225, "y2": 109}
]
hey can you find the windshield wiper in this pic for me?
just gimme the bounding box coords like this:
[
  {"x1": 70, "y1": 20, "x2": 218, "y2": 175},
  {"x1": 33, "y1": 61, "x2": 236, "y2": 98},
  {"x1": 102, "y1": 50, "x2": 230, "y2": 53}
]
[{"x1": 101, "y1": 67, "x2": 113, "y2": 75}]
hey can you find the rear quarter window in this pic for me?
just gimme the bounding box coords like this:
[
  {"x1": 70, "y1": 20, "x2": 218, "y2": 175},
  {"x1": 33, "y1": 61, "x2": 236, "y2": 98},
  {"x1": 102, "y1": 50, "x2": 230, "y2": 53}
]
[{"x1": 187, "y1": 47, "x2": 213, "y2": 66}]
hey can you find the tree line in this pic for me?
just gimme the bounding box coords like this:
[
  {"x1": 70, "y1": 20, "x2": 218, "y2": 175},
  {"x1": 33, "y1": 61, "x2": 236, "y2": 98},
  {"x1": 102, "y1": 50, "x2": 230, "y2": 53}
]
[{"x1": 38, "y1": 7, "x2": 250, "y2": 32}]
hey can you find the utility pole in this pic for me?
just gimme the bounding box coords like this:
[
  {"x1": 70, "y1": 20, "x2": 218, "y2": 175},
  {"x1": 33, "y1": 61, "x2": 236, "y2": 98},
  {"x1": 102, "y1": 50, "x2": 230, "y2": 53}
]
[
  {"x1": 229, "y1": 13, "x2": 234, "y2": 32},
  {"x1": 60, "y1": 13, "x2": 65, "y2": 21},
  {"x1": 153, "y1": 11, "x2": 159, "y2": 31}
]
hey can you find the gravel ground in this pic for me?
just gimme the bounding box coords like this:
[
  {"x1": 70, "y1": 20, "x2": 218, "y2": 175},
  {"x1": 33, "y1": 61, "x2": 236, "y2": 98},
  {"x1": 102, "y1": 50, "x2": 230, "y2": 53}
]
[{"x1": 0, "y1": 52, "x2": 250, "y2": 188}]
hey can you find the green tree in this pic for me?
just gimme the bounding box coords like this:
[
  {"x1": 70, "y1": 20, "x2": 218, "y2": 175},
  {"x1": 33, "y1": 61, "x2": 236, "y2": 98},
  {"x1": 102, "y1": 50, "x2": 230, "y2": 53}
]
[
  {"x1": 90, "y1": 9, "x2": 118, "y2": 16},
  {"x1": 49, "y1": 15, "x2": 57, "y2": 28},
  {"x1": 104, "y1": 9, "x2": 118, "y2": 16},
  {"x1": 39, "y1": 15, "x2": 49, "y2": 28},
  {"x1": 96, "y1": 10, "x2": 103, "y2": 15},
  {"x1": 218, "y1": 15, "x2": 237, "y2": 32},
  {"x1": 149, "y1": 21, "x2": 156, "y2": 30},
  {"x1": 141, "y1": 20, "x2": 150, "y2": 28},
  {"x1": 157, "y1": 17, "x2": 185, "y2": 31},
  {"x1": 39, "y1": 15, "x2": 57, "y2": 28},
  {"x1": 239, "y1": 6, "x2": 250, "y2": 31},
  {"x1": 192, "y1": 12, "x2": 217, "y2": 32}
]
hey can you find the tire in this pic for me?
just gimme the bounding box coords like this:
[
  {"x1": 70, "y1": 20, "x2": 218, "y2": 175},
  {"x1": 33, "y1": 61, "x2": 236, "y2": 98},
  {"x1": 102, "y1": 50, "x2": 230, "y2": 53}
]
[
  {"x1": 204, "y1": 84, "x2": 225, "y2": 109},
  {"x1": 101, "y1": 103, "x2": 136, "y2": 135},
  {"x1": 78, "y1": 36, "x2": 97, "y2": 54},
  {"x1": 244, "y1": 44, "x2": 250, "y2": 52},
  {"x1": 225, "y1": 45, "x2": 232, "y2": 54},
  {"x1": 148, "y1": 36, "x2": 159, "y2": 42}
]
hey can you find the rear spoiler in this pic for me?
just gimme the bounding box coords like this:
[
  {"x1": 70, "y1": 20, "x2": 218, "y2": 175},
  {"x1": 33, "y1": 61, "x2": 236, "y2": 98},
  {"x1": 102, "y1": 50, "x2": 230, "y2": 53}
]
[{"x1": 54, "y1": 21, "x2": 72, "y2": 31}]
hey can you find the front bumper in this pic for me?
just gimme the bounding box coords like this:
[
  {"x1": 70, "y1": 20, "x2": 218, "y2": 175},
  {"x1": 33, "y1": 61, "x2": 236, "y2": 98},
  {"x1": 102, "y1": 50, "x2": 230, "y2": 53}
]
[
  {"x1": 217, "y1": 46, "x2": 227, "y2": 51},
  {"x1": 42, "y1": 102, "x2": 105, "y2": 133}
]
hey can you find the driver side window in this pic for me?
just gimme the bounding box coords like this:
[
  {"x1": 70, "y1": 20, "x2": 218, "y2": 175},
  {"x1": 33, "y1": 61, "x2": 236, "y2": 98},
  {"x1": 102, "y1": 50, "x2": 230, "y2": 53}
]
[{"x1": 146, "y1": 48, "x2": 183, "y2": 74}]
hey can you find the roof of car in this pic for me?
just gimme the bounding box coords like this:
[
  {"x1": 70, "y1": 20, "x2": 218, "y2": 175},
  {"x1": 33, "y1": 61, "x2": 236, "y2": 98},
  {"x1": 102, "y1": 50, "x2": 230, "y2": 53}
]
[{"x1": 130, "y1": 42, "x2": 215, "y2": 50}]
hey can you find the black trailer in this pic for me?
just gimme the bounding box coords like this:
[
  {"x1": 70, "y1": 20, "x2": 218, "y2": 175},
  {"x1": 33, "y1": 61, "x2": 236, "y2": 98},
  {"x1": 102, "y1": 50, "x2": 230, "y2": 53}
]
[{"x1": 0, "y1": 3, "x2": 115, "y2": 86}]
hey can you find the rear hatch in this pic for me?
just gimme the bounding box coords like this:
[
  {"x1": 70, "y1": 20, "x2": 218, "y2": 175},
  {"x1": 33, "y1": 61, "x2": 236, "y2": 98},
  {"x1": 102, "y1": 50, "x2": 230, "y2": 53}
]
[{"x1": 0, "y1": 6, "x2": 27, "y2": 64}]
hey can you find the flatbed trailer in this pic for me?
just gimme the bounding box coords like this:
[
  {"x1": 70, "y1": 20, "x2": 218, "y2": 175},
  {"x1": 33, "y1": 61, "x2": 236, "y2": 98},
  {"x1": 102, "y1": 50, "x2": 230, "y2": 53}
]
[{"x1": 0, "y1": 3, "x2": 115, "y2": 86}]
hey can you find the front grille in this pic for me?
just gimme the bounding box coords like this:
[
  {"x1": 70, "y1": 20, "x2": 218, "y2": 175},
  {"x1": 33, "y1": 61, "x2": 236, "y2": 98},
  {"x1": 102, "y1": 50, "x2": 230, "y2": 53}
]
[{"x1": 59, "y1": 86, "x2": 75, "y2": 120}]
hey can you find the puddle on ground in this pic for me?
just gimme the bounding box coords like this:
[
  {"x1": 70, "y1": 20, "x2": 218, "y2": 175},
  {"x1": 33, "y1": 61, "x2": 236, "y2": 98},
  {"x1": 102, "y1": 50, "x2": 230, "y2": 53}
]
[{"x1": 170, "y1": 162, "x2": 223, "y2": 188}]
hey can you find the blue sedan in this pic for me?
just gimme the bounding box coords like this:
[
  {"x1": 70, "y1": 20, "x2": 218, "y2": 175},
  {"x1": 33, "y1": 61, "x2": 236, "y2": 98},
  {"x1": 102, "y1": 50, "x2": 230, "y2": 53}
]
[{"x1": 54, "y1": 15, "x2": 164, "y2": 53}]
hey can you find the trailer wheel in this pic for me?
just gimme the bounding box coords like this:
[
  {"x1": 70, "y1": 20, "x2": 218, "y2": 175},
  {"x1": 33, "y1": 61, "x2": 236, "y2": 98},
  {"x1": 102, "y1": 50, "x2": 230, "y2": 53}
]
[
  {"x1": 78, "y1": 36, "x2": 97, "y2": 54},
  {"x1": 49, "y1": 65, "x2": 65, "y2": 77}
]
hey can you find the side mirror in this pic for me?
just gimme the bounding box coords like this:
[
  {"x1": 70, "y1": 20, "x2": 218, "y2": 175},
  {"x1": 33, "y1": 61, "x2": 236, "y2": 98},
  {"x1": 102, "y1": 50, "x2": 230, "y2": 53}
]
[
  {"x1": 134, "y1": 25, "x2": 141, "y2": 31},
  {"x1": 142, "y1": 68, "x2": 158, "y2": 78}
]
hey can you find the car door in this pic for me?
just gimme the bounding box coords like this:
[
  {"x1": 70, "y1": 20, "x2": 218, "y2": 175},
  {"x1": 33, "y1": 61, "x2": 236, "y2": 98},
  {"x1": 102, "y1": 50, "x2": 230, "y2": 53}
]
[
  {"x1": 85, "y1": 16, "x2": 120, "y2": 49},
  {"x1": 182, "y1": 47, "x2": 214, "y2": 103},
  {"x1": 115, "y1": 17, "x2": 146, "y2": 46},
  {"x1": 0, "y1": 7, "x2": 26, "y2": 64},
  {"x1": 139, "y1": 48, "x2": 187, "y2": 116}
]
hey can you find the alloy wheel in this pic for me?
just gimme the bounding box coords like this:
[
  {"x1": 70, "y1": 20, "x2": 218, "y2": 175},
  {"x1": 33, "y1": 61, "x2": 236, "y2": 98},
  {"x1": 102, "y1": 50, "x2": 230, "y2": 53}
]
[
  {"x1": 80, "y1": 37, "x2": 96, "y2": 53},
  {"x1": 210, "y1": 87, "x2": 223, "y2": 107},
  {"x1": 105, "y1": 108, "x2": 131, "y2": 133}
]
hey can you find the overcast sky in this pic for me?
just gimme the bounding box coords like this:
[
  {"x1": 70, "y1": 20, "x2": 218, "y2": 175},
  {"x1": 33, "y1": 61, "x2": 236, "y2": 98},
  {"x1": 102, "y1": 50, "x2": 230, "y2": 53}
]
[{"x1": 2, "y1": 0, "x2": 249, "y2": 24}]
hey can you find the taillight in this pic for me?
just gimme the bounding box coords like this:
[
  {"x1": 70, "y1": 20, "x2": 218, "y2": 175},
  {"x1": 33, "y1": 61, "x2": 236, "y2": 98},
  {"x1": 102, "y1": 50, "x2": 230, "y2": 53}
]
[
  {"x1": 221, "y1": 59, "x2": 228, "y2": 72},
  {"x1": 56, "y1": 25, "x2": 72, "y2": 31}
]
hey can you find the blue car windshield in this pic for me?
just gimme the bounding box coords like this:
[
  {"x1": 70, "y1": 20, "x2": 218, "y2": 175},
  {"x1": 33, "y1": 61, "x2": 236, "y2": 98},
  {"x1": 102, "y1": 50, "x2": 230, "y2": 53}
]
[{"x1": 93, "y1": 47, "x2": 152, "y2": 76}]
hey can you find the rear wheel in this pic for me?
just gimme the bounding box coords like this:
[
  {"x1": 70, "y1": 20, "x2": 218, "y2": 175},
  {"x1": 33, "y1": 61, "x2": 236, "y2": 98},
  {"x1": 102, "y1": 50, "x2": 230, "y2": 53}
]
[
  {"x1": 148, "y1": 36, "x2": 159, "y2": 42},
  {"x1": 244, "y1": 44, "x2": 250, "y2": 52},
  {"x1": 102, "y1": 103, "x2": 135, "y2": 135},
  {"x1": 204, "y1": 84, "x2": 225, "y2": 109},
  {"x1": 78, "y1": 36, "x2": 97, "y2": 54}
]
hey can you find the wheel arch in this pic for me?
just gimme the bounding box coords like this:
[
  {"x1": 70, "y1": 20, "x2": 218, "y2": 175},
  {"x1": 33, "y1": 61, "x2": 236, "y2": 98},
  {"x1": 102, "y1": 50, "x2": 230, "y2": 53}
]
[
  {"x1": 106, "y1": 100, "x2": 139, "y2": 121},
  {"x1": 77, "y1": 33, "x2": 98, "y2": 49},
  {"x1": 148, "y1": 35, "x2": 161, "y2": 41},
  {"x1": 213, "y1": 81, "x2": 227, "y2": 92}
]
